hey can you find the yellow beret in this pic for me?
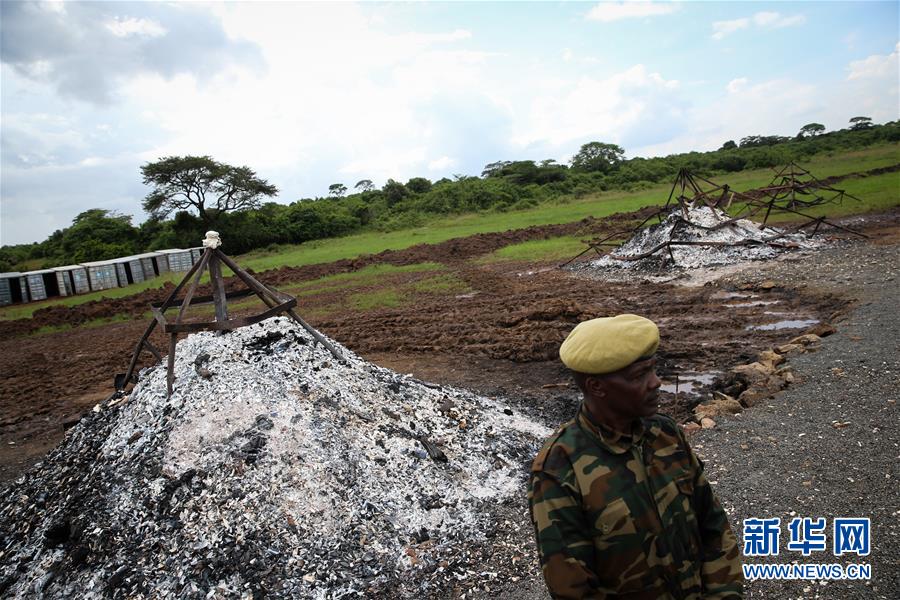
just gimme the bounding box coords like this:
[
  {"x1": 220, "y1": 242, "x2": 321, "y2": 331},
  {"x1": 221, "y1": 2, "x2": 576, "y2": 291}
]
[{"x1": 559, "y1": 314, "x2": 659, "y2": 374}]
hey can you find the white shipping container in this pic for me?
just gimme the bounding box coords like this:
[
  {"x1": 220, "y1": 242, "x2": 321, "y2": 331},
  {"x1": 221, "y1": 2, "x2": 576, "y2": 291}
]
[
  {"x1": 0, "y1": 274, "x2": 15, "y2": 306},
  {"x1": 23, "y1": 270, "x2": 55, "y2": 301},
  {"x1": 157, "y1": 249, "x2": 193, "y2": 272},
  {"x1": 81, "y1": 261, "x2": 122, "y2": 291},
  {"x1": 54, "y1": 266, "x2": 91, "y2": 295},
  {"x1": 55, "y1": 271, "x2": 72, "y2": 296}
]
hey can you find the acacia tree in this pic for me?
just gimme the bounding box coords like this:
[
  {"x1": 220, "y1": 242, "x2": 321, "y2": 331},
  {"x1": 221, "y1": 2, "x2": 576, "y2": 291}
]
[
  {"x1": 570, "y1": 142, "x2": 625, "y2": 173},
  {"x1": 798, "y1": 123, "x2": 825, "y2": 138},
  {"x1": 354, "y1": 179, "x2": 374, "y2": 192},
  {"x1": 849, "y1": 116, "x2": 873, "y2": 130},
  {"x1": 328, "y1": 183, "x2": 347, "y2": 198},
  {"x1": 141, "y1": 155, "x2": 278, "y2": 223}
]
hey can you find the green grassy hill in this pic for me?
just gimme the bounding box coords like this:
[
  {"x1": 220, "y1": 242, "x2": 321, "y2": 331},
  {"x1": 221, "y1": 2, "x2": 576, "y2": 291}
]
[{"x1": 2, "y1": 143, "x2": 897, "y2": 321}]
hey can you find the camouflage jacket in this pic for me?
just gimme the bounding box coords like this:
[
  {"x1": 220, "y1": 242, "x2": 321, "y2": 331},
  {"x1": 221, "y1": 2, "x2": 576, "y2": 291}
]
[{"x1": 528, "y1": 409, "x2": 743, "y2": 599}]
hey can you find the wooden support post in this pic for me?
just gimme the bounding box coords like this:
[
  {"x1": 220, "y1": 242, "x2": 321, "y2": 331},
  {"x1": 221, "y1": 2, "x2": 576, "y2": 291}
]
[
  {"x1": 144, "y1": 340, "x2": 163, "y2": 362},
  {"x1": 124, "y1": 321, "x2": 158, "y2": 385},
  {"x1": 286, "y1": 308, "x2": 344, "y2": 361},
  {"x1": 167, "y1": 333, "x2": 177, "y2": 397},
  {"x1": 122, "y1": 248, "x2": 211, "y2": 385},
  {"x1": 208, "y1": 253, "x2": 229, "y2": 326},
  {"x1": 177, "y1": 250, "x2": 211, "y2": 323}
]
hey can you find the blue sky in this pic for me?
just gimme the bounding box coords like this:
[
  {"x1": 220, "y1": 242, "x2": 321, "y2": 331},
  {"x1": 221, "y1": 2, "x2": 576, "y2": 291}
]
[{"x1": 1, "y1": 1, "x2": 898, "y2": 246}]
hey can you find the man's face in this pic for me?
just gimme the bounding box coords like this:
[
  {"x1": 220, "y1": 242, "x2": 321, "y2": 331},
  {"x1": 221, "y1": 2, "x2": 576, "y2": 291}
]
[{"x1": 584, "y1": 358, "x2": 662, "y2": 428}]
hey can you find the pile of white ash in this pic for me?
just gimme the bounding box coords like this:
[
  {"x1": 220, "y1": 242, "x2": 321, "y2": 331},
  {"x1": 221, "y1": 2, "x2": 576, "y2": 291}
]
[
  {"x1": 0, "y1": 317, "x2": 549, "y2": 599},
  {"x1": 571, "y1": 205, "x2": 827, "y2": 275}
]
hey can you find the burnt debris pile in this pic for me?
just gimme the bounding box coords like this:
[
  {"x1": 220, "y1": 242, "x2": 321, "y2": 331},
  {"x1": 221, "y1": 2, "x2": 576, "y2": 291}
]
[
  {"x1": 565, "y1": 166, "x2": 864, "y2": 275},
  {"x1": 0, "y1": 317, "x2": 549, "y2": 598},
  {"x1": 575, "y1": 204, "x2": 826, "y2": 272}
]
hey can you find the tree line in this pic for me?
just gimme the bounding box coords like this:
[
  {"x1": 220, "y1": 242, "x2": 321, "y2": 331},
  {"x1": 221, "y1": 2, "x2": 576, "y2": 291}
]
[{"x1": 2, "y1": 118, "x2": 897, "y2": 272}]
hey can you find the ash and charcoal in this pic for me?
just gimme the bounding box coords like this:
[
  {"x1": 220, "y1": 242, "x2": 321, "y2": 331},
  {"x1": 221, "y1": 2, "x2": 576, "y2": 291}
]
[
  {"x1": 0, "y1": 317, "x2": 550, "y2": 599},
  {"x1": 571, "y1": 205, "x2": 828, "y2": 278}
]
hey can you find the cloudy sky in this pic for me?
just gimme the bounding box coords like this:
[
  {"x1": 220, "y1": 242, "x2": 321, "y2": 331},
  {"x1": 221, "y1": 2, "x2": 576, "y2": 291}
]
[{"x1": 1, "y1": 1, "x2": 898, "y2": 246}]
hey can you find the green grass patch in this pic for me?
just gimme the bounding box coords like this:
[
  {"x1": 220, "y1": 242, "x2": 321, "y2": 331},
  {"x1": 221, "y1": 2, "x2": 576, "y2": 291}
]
[
  {"x1": 348, "y1": 289, "x2": 405, "y2": 311},
  {"x1": 284, "y1": 262, "x2": 443, "y2": 291},
  {"x1": 719, "y1": 144, "x2": 900, "y2": 191},
  {"x1": 410, "y1": 274, "x2": 471, "y2": 294},
  {"x1": 241, "y1": 145, "x2": 897, "y2": 273},
  {"x1": 479, "y1": 236, "x2": 589, "y2": 263},
  {"x1": 730, "y1": 170, "x2": 899, "y2": 226}
]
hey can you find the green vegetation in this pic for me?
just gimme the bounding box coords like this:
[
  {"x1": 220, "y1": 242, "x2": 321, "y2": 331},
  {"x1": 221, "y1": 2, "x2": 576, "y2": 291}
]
[
  {"x1": 480, "y1": 236, "x2": 588, "y2": 263},
  {"x1": 3, "y1": 121, "x2": 897, "y2": 274},
  {"x1": 0, "y1": 132, "x2": 896, "y2": 320},
  {"x1": 141, "y1": 155, "x2": 278, "y2": 223},
  {"x1": 410, "y1": 274, "x2": 471, "y2": 294},
  {"x1": 334, "y1": 273, "x2": 472, "y2": 313},
  {"x1": 348, "y1": 289, "x2": 404, "y2": 311},
  {"x1": 280, "y1": 263, "x2": 444, "y2": 293}
]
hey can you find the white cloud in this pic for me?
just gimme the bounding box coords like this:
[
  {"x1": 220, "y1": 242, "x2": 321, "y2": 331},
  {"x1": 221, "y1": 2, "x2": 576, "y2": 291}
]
[
  {"x1": 752, "y1": 12, "x2": 779, "y2": 27},
  {"x1": 112, "y1": 3, "x2": 511, "y2": 194},
  {"x1": 586, "y1": 1, "x2": 679, "y2": 23},
  {"x1": 632, "y1": 77, "x2": 822, "y2": 157},
  {"x1": 513, "y1": 64, "x2": 681, "y2": 149},
  {"x1": 847, "y1": 42, "x2": 900, "y2": 81},
  {"x1": 712, "y1": 18, "x2": 750, "y2": 40},
  {"x1": 3, "y1": 2, "x2": 898, "y2": 246},
  {"x1": 0, "y1": 2, "x2": 261, "y2": 104},
  {"x1": 713, "y1": 11, "x2": 805, "y2": 40},
  {"x1": 634, "y1": 64, "x2": 898, "y2": 159},
  {"x1": 338, "y1": 147, "x2": 428, "y2": 178},
  {"x1": 105, "y1": 17, "x2": 167, "y2": 38},
  {"x1": 726, "y1": 77, "x2": 748, "y2": 94},
  {"x1": 772, "y1": 14, "x2": 806, "y2": 28},
  {"x1": 428, "y1": 156, "x2": 457, "y2": 171}
]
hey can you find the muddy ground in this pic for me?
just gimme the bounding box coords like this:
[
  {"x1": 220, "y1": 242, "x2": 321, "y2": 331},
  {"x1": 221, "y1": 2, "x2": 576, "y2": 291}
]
[{"x1": 1, "y1": 207, "x2": 897, "y2": 484}]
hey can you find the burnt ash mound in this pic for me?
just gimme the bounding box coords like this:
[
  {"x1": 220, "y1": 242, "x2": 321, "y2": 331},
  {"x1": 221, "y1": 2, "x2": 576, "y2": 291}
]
[
  {"x1": 571, "y1": 205, "x2": 828, "y2": 276},
  {"x1": 0, "y1": 317, "x2": 549, "y2": 598}
]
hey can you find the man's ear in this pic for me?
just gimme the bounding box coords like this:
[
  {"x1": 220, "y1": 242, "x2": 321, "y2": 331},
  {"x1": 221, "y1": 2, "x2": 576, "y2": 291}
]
[{"x1": 584, "y1": 375, "x2": 606, "y2": 398}]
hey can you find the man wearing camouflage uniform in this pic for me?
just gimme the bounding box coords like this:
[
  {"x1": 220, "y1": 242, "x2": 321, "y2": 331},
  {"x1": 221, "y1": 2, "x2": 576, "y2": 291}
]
[{"x1": 528, "y1": 314, "x2": 743, "y2": 599}]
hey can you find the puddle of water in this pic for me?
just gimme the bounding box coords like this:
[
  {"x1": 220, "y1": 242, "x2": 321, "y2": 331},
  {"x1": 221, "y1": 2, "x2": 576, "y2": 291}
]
[
  {"x1": 724, "y1": 300, "x2": 781, "y2": 308},
  {"x1": 455, "y1": 292, "x2": 479, "y2": 299},
  {"x1": 763, "y1": 311, "x2": 789, "y2": 316},
  {"x1": 746, "y1": 319, "x2": 820, "y2": 331},
  {"x1": 517, "y1": 267, "x2": 553, "y2": 277},
  {"x1": 660, "y1": 372, "x2": 719, "y2": 396}
]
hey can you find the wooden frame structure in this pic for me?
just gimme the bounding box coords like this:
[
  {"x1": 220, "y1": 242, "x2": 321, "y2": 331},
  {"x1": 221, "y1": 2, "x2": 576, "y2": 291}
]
[{"x1": 120, "y1": 232, "x2": 343, "y2": 397}]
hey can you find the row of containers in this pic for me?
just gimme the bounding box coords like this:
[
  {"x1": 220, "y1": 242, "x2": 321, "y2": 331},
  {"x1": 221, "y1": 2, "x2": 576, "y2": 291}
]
[{"x1": 0, "y1": 248, "x2": 205, "y2": 307}]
